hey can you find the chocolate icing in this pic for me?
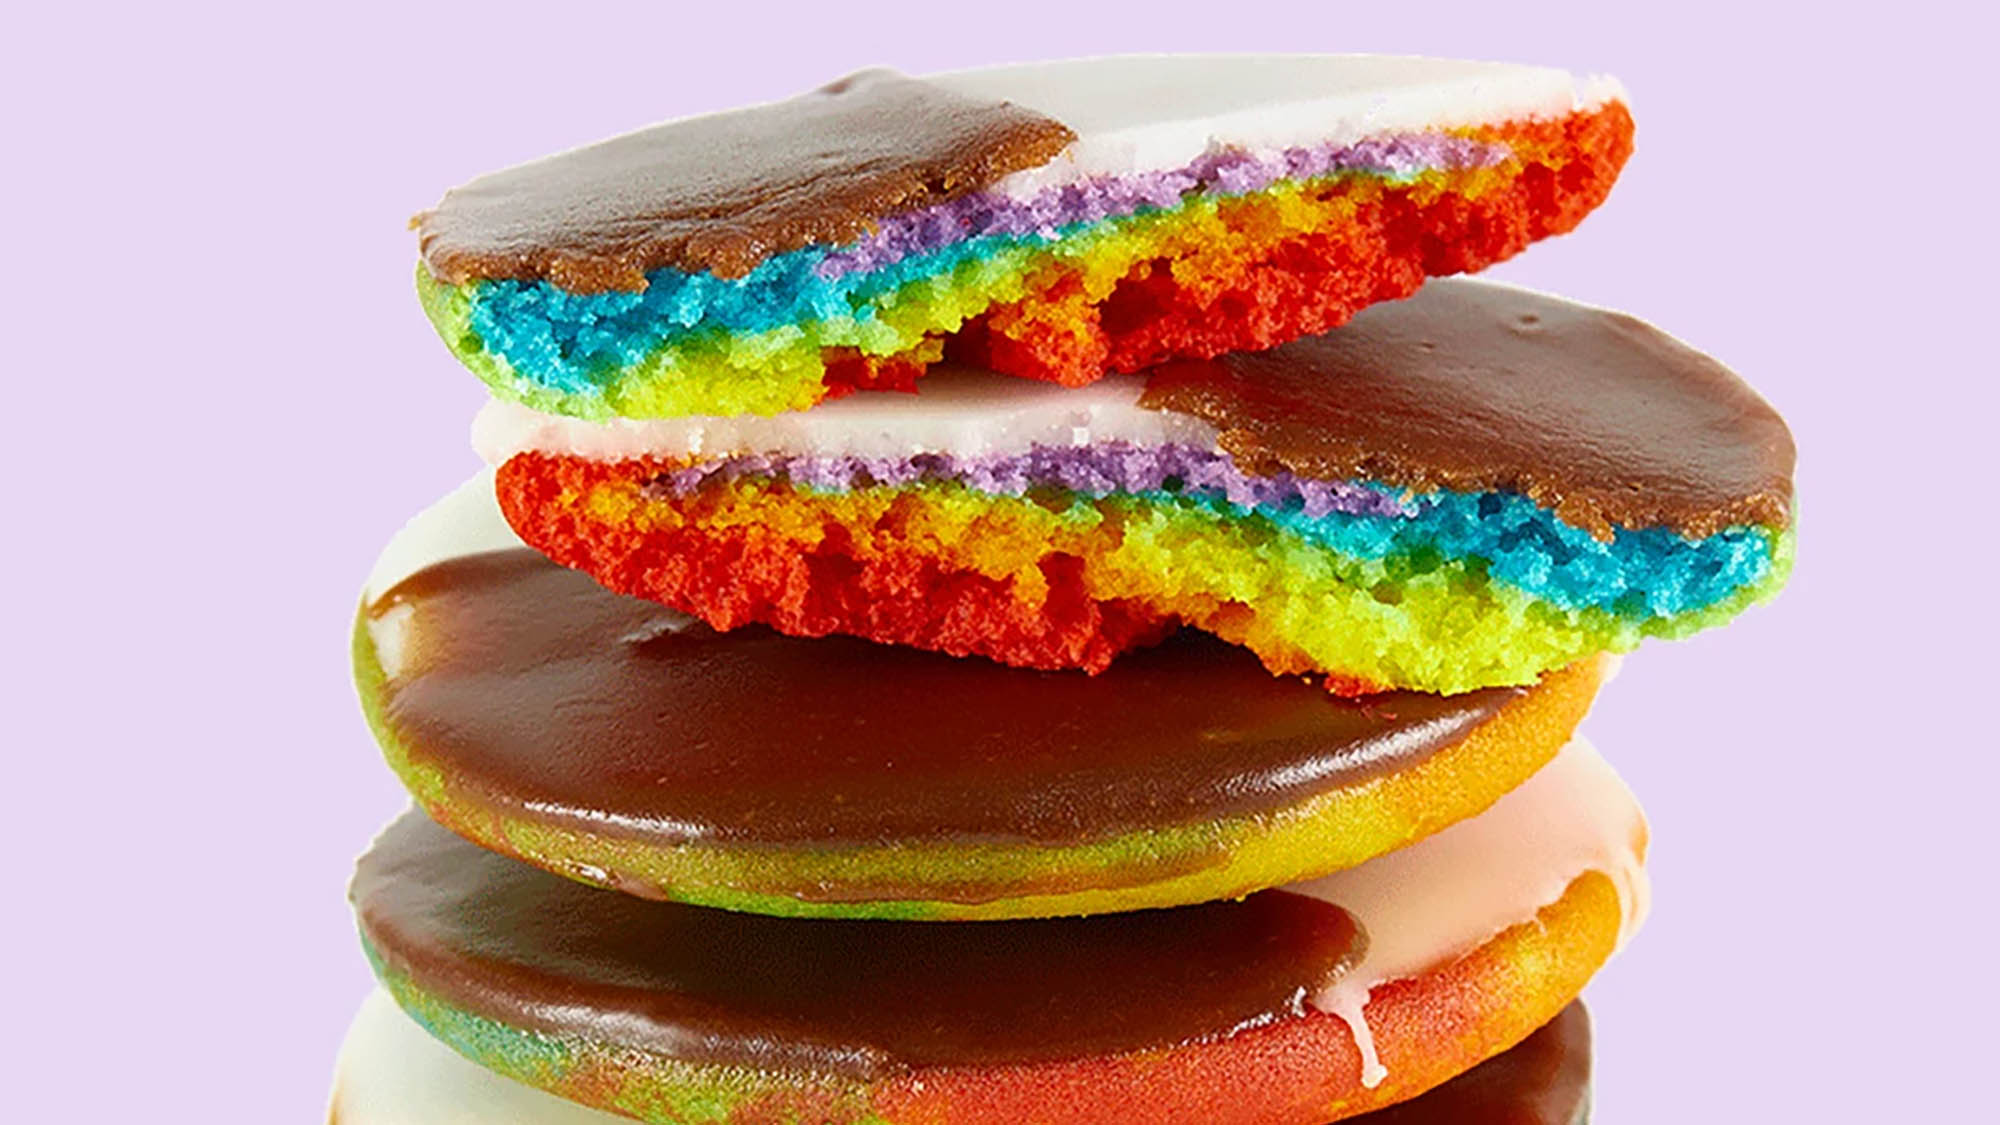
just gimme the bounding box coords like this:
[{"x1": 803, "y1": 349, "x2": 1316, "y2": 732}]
[
  {"x1": 371, "y1": 550, "x2": 1527, "y2": 850},
  {"x1": 1141, "y1": 279, "x2": 1795, "y2": 540},
  {"x1": 417, "y1": 70, "x2": 1075, "y2": 290},
  {"x1": 1366, "y1": 1002, "x2": 1591, "y2": 1125},
  {"x1": 354, "y1": 811, "x2": 1362, "y2": 1077}
]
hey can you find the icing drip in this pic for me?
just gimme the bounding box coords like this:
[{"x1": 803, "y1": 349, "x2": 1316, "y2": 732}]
[
  {"x1": 1320, "y1": 989, "x2": 1388, "y2": 1088},
  {"x1": 1291, "y1": 739, "x2": 1648, "y2": 1088}
]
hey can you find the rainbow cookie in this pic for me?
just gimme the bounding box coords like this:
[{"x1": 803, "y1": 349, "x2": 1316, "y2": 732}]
[
  {"x1": 481, "y1": 279, "x2": 1796, "y2": 695},
  {"x1": 343, "y1": 739, "x2": 1644, "y2": 1125},
  {"x1": 416, "y1": 56, "x2": 1632, "y2": 419},
  {"x1": 356, "y1": 480, "x2": 1606, "y2": 919}
]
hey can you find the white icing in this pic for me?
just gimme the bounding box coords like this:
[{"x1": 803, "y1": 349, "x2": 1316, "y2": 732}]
[
  {"x1": 360, "y1": 475, "x2": 699, "y2": 664},
  {"x1": 471, "y1": 367, "x2": 1219, "y2": 466},
  {"x1": 1293, "y1": 738, "x2": 1650, "y2": 1087},
  {"x1": 330, "y1": 738, "x2": 1645, "y2": 1116},
  {"x1": 362, "y1": 471, "x2": 519, "y2": 604},
  {"x1": 369, "y1": 603, "x2": 416, "y2": 680},
  {"x1": 329, "y1": 990, "x2": 623, "y2": 1125},
  {"x1": 928, "y1": 55, "x2": 1626, "y2": 198}
]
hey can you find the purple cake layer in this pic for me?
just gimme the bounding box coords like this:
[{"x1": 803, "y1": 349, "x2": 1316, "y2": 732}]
[
  {"x1": 813, "y1": 133, "x2": 1513, "y2": 279},
  {"x1": 641, "y1": 443, "x2": 1414, "y2": 519}
]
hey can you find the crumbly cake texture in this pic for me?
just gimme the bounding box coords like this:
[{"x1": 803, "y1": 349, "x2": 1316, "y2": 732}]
[
  {"x1": 354, "y1": 579, "x2": 1604, "y2": 917},
  {"x1": 419, "y1": 90, "x2": 1631, "y2": 419},
  {"x1": 360, "y1": 869, "x2": 1621, "y2": 1125},
  {"x1": 495, "y1": 450, "x2": 1788, "y2": 694}
]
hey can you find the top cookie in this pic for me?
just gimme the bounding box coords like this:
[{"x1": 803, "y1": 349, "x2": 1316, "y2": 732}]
[{"x1": 416, "y1": 54, "x2": 1632, "y2": 418}]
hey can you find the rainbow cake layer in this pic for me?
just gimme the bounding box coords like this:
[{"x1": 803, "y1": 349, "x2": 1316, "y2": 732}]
[
  {"x1": 494, "y1": 449, "x2": 1784, "y2": 695},
  {"x1": 478, "y1": 281, "x2": 1796, "y2": 694},
  {"x1": 418, "y1": 56, "x2": 1632, "y2": 419}
]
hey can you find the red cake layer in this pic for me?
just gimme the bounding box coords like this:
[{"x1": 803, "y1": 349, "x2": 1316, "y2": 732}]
[
  {"x1": 945, "y1": 103, "x2": 1635, "y2": 386},
  {"x1": 496, "y1": 454, "x2": 1176, "y2": 674}
]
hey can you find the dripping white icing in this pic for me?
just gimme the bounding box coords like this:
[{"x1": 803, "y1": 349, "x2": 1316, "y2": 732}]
[
  {"x1": 1290, "y1": 738, "x2": 1648, "y2": 1087},
  {"x1": 1318, "y1": 988, "x2": 1387, "y2": 1088}
]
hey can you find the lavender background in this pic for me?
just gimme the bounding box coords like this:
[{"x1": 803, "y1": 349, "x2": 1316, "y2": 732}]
[{"x1": 11, "y1": 2, "x2": 1989, "y2": 1121}]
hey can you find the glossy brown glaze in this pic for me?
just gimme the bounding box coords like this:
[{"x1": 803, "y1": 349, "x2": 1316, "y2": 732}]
[
  {"x1": 354, "y1": 811, "x2": 1362, "y2": 1077},
  {"x1": 1366, "y1": 1002, "x2": 1591, "y2": 1125},
  {"x1": 371, "y1": 550, "x2": 1529, "y2": 849},
  {"x1": 417, "y1": 70, "x2": 1074, "y2": 290},
  {"x1": 1142, "y1": 279, "x2": 1795, "y2": 540}
]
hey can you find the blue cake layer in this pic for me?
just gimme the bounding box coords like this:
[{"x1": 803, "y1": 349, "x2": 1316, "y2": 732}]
[
  {"x1": 775, "y1": 470, "x2": 1778, "y2": 620},
  {"x1": 1239, "y1": 487, "x2": 1777, "y2": 617},
  {"x1": 463, "y1": 229, "x2": 1038, "y2": 395}
]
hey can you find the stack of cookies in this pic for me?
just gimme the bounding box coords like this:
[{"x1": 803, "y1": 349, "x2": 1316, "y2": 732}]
[{"x1": 331, "y1": 55, "x2": 1795, "y2": 1124}]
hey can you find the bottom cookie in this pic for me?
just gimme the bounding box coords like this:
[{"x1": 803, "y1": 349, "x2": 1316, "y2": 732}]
[
  {"x1": 329, "y1": 990, "x2": 1591, "y2": 1124},
  {"x1": 343, "y1": 739, "x2": 1641, "y2": 1123}
]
